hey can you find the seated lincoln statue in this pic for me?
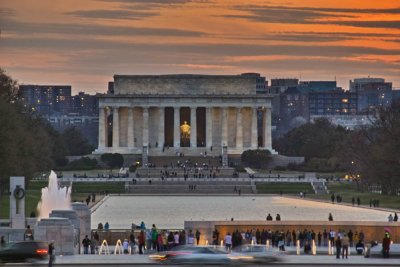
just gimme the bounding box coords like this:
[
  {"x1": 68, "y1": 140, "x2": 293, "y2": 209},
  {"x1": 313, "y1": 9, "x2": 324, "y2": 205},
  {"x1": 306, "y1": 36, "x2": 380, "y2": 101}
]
[{"x1": 180, "y1": 121, "x2": 191, "y2": 140}]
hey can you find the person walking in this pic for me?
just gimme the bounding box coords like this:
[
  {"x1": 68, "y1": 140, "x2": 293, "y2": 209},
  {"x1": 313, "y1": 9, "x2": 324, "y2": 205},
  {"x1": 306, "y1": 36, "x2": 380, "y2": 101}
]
[
  {"x1": 48, "y1": 240, "x2": 55, "y2": 267},
  {"x1": 82, "y1": 235, "x2": 91, "y2": 254}
]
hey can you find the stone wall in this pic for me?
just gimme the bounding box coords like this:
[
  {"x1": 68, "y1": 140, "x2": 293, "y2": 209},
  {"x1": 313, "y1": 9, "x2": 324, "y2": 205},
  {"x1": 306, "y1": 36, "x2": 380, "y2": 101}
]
[
  {"x1": 114, "y1": 75, "x2": 256, "y2": 95},
  {"x1": 185, "y1": 220, "x2": 400, "y2": 245}
]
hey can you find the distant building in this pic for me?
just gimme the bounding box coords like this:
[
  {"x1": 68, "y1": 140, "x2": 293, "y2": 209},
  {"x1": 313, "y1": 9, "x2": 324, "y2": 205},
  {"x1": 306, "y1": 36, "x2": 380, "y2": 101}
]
[
  {"x1": 392, "y1": 89, "x2": 400, "y2": 102},
  {"x1": 19, "y1": 85, "x2": 72, "y2": 115},
  {"x1": 71, "y1": 92, "x2": 98, "y2": 116},
  {"x1": 297, "y1": 81, "x2": 338, "y2": 93},
  {"x1": 308, "y1": 89, "x2": 357, "y2": 116},
  {"x1": 268, "y1": 78, "x2": 299, "y2": 119},
  {"x1": 240, "y1": 73, "x2": 267, "y2": 93},
  {"x1": 350, "y1": 78, "x2": 392, "y2": 114},
  {"x1": 280, "y1": 86, "x2": 309, "y2": 125}
]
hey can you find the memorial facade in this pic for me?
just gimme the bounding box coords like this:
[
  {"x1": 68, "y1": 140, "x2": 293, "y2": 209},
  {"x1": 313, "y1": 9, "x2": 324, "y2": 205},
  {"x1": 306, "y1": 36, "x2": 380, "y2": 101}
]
[{"x1": 94, "y1": 74, "x2": 274, "y2": 158}]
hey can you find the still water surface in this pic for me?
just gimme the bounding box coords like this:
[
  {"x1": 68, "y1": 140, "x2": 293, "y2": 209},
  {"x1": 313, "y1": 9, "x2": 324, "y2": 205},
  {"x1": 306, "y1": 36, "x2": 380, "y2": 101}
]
[{"x1": 91, "y1": 196, "x2": 389, "y2": 229}]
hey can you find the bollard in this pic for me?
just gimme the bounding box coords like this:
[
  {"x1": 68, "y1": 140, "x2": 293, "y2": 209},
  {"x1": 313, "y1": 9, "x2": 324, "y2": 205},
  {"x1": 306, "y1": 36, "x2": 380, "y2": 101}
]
[
  {"x1": 312, "y1": 240, "x2": 316, "y2": 255},
  {"x1": 328, "y1": 240, "x2": 331, "y2": 255},
  {"x1": 266, "y1": 240, "x2": 270, "y2": 249},
  {"x1": 205, "y1": 240, "x2": 208, "y2": 246},
  {"x1": 251, "y1": 240, "x2": 254, "y2": 246},
  {"x1": 220, "y1": 240, "x2": 224, "y2": 247},
  {"x1": 296, "y1": 240, "x2": 300, "y2": 255}
]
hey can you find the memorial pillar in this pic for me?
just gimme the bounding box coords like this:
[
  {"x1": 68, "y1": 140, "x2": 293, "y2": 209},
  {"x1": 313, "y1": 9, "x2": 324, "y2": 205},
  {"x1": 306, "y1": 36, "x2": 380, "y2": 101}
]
[
  {"x1": 112, "y1": 107, "x2": 119, "y2": 148},
  {"x1": 264, "y1": 107, "x2": 272, "y2": 149},
  {"x1": 236, "y1": 108, "x2": 243, "y2": 149},
  {"x1": 142, "y1": 107, "x2": 149, "y2": 147},
  {"x1": 190, "y1": 107, "x2": 197, "y2": 147},
  {"x1": 221, "y1": 107, "x2": 228, "y2": 147},
  {"x1": 174, "y1": 107, "x2": 180, "y2": 148},
  {"x1": 206, "y1": 107, "x2": 213, "y2": 148},
  {"x1": 251, "y1": 107, "x2": 258, "y2": 148},
  {"x1": 158, "y1": 107, "x2": 165, "y2": 148},
  {"x1": 98, "y1": 107, "x2": 106, "y2": 149},
  {"x1": 127, "y1": 108, "x2": 134, "y2": 148}
]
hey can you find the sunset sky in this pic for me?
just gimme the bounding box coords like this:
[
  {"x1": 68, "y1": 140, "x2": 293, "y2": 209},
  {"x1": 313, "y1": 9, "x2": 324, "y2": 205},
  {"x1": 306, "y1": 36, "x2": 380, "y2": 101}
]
[{"x1": 1, "y1": 0, "x2": 400, "y2": 94}]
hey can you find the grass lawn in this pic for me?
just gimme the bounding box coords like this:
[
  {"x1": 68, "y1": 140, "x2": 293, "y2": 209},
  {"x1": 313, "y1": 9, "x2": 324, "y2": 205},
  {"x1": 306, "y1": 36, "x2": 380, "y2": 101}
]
[
  {"x1": 307, "y1": 181, "x2": 400, "y2": 210},
  {"x1": 0, "y1": 181, "x2": 125, "y2": 219},
  {"x1": 256, "y1": 183, "x2": 313, "y2": 194}
]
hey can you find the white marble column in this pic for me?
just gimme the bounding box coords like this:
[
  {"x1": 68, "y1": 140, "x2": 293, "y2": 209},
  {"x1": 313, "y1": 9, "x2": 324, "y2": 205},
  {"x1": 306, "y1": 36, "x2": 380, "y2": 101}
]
[
  {"x1": 190, "y1": 107, "x2": 197, "y2": 147},
  {"x1": 264, "y1": 107, "x2": 272, "y2": 149},
  {"x1": 221, "y1": 107, "x2": 228, "y2": 147},
  {"x1": 142, "y1": 107, "x2": 149, "y2": 147},
  {"x1": 206, "y1": 107, "x2": 213, "y2": 148},
  {"x1": 158, "y1": 107, "x2": 165, "y2": 148},
  {"x1": 127, "y1": 108, "x2": 134, "y2": 148},
  {"x1": 98, "y1": 107, "x2": 106, "y2": 149},
  {"x1": 174, "y1": 107, "x2": 180, "y2": 148},
  {"x1": 236, "y1": 108, "x2": 243, "y2": 149},
  {"x1": 251, "y1": 107, "x2": 258, "y2": 148},
  {"x1": 112, "y1": 107, "x2": 120, "y2": 148}
]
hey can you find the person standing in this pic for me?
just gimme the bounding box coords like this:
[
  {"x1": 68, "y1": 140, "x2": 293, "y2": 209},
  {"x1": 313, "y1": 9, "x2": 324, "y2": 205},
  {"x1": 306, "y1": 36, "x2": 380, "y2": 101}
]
[
  {"x1": 82, "y1": 235, "x2": 91, "y2": 254},
  {"x1": 48, "y1": 241, "x2": 55, "y2": 267},
  {"x1": 357, "y1": 197, "x2": 360, "y2": 206},
  {"x1": 224, "y1": 232, "x2": 232, "y2": 252},
  {"x1": 138, "y1": 230, "x2": 145, "y2": 254},
  {"x1": 328, "y1": 213, "x2": 333, "y2": 221},
  {"x1": 388, "y1": 214, "x2": 394, "y2": 222},
  {"x1": 0, "y1": 236, "x2": 5, "y2": 248},
  {"x1": 382, "y1": 233, "x2": 391, "y2": 258},
  {"x1": 394, "y1": 212, "x2": 398, "y2": 222},
  {"x1": 195, "y1": 229, "x2": 201, "y2": 245},
  {"x1": 341, "y1": 234, "x2": 349, "y2": 259},
  {"x1": 351, "y1": 197, "x2": 355, "y2": 206},
  {"x1": 335, "y1": 237, "x2": 342, "y2": 259},
  {"x1": 317, "y1": 232, "x2": 322, "y2": 247}
]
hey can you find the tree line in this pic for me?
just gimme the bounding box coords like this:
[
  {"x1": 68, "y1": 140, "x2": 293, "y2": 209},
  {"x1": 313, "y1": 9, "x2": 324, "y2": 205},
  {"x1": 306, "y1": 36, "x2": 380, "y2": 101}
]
[
  {"x1": 0, "y1": 69, "x2": 93, "y2": 198},
  {"x1": 273, "y1": 102, "x2": 400, "y2": 195}
]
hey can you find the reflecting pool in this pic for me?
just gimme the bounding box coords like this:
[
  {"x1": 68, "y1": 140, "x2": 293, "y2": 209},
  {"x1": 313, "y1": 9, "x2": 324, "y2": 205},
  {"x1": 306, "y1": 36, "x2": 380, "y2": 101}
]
[{"x1": 91, "y1": 196, "x2": 389, "y2": 229}]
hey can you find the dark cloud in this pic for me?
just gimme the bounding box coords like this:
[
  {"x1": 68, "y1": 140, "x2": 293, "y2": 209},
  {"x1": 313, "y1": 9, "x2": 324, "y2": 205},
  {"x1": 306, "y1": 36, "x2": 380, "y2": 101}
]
[
  {"x1": 65, "y1": 9, "x2": 158, "y2": 20},
  {"x1": 323, "y1": 20, "x2": 400, "y2": 29},
  {"x1": 1, "y1": 18, "x2": 203, "y2": 37},
  {"x1": 0, "y1": 8, "x2": 15, "y2": 16},
  {"x1": 3, "y1": 35, "x2": 400, "y2": 59},
  {"x1": 225, "y1": 5, "x2": 400, "y2": 29}
]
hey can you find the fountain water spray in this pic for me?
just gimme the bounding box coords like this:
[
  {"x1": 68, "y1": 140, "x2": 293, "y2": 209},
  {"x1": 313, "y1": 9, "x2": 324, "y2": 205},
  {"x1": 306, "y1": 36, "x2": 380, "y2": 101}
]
[{"x1": 37, "y1": 170, "x2": 72, "y2": 219}]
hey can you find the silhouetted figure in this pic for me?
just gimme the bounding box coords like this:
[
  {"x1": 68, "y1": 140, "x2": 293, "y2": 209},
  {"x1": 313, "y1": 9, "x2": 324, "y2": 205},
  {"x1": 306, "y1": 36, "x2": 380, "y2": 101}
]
[
  {"x1": 276, "y1": 214, "x2": 281, "y2": 221},
  {"x1": 328, "y1": 213, "x2": 333, "y2": 221}
]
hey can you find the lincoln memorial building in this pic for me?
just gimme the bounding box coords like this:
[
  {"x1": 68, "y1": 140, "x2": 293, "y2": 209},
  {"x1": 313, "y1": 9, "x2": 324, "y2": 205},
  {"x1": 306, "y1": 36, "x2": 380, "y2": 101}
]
[{"x1": 94, "y1": 74, "x2": 274, "y2": 164}]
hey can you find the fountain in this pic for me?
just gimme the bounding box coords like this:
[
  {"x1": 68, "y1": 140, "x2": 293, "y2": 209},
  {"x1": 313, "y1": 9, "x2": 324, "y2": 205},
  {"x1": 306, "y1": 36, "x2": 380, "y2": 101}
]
[{"x1": 37, "y1": 170, "x2": 71, "y2": 219}]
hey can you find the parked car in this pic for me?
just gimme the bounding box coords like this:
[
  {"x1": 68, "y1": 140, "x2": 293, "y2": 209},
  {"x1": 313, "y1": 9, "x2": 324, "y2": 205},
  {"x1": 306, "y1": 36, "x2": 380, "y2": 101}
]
[{"x1": 0, "y1": 241, "x2": 48, "y2": 263}]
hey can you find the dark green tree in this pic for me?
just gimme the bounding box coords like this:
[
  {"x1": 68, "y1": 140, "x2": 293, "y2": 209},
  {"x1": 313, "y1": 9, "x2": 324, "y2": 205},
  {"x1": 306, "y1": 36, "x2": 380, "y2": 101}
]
[
  {"x1": 274, "y1": 118, "x2": 349, "y2": 160},
  {"x1": 338, "y1": 101, "x2": 400, "y2": 195},
  {"x1": 61, "y1": 127, "x2": 94, "y2": 156},
  {"x1": 101, "y1": 153, "x2": 124, "y2": 171},
  {"x1": 241, "y1": 149, "x2": 271, "y2": 169}
]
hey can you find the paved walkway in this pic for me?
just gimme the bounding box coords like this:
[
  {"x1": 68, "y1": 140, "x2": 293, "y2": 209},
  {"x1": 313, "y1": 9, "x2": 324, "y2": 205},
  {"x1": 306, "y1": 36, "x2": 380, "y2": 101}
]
[{"x1": 44, "y1": 253, "x2": 400, "y2": 265}]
